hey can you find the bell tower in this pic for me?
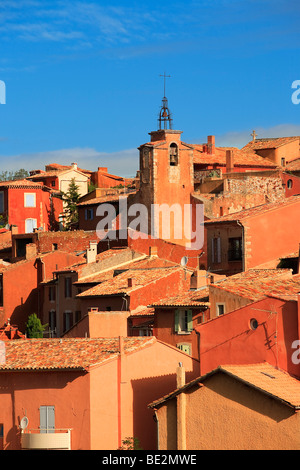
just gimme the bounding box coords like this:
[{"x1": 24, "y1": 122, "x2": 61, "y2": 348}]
[{"x1": 137, "y1": 75, "x2": 195, "y2": 247}]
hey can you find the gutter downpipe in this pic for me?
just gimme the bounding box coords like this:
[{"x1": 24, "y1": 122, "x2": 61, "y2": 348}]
[{"x1": 236, "y1": 220, "x2": 245, "y2": 272}]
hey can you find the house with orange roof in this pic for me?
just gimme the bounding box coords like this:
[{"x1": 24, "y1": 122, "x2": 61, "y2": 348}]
[
  {"x1": 205, "y1": 194, "x2": 300, "y2": 275},
  {"x1": 0, "y1": 179, "x2": 63, "y2": 234},
  {"x1": 75, "y1": 257, "x2": 192, "y2": 338},
  {"x1": 40, "y1": 246, "x2": 146, "y2": 337},
  {"x1": 242, "y1": 135, "x2": 300, "y2": 167},
  {"x1": 28, "y1": 162, "x2": 91, "y2": 195},
  {"x1": 0, "y1": 336, "x2": 199, "y2": 450},
  {"x1": 148, "y1": 362, "x2": 300, "y2": 450},
  {"x1": 0, "y1": 248, "x2": 86, "y2": 333},
  {"x1": 149, "y1": 286, "x2": 210, "y2": 359}
]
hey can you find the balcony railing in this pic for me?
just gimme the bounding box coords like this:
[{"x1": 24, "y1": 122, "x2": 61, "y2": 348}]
[{"x1": 21, "y1": 429, "x2": 72, "y2": 450}]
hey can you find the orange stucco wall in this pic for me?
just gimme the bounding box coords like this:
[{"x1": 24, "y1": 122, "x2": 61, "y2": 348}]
[
  {"x1": 244, "y1": 201, "x2": 300, "y2": 269},
  {"x1": 156, "y1": 372, "x2": 300, "y2": 450},
  {"x1": 197, "y1": 297, "x2": 300, "y2": 378},
  {"x1": 89, "y1": 340, "x2": 199, "y2": 450},
  {"x1": 0, "y1": 369, "x2": 90, "y2": 450}
]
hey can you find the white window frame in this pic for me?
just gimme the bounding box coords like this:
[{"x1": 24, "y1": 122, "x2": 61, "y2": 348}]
[
  {"x1": 216, "y1": 303, "x2": 225, "y2": 316},
  {"x1": 25, "y1": 218, "x2": 37, "y2": 233},
  {"x1": 24, "y1": 192, "x2": 36, "y2": 208}
]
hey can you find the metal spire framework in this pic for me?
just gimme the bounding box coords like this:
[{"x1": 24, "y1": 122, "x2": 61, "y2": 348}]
[{"x1": 158, "y1": 73, "x2": 173, "y2": 130}]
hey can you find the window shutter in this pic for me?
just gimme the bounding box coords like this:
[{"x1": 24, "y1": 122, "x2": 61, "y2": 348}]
[
  {"x1": 211, "y1": 239, "x2": 215, "y2": 263},
  {"x1": 85, "y1": 209, "x2": 88, "y2": 220},
  {"x1": 217, "y1": 237, "x2": 221, "y2": 263},
  {"x1": 187, "y1": 310, "x2": 193, "y2": 332},
  {"x1": 174, "y1": 309, "x2": 179, "y2": 333}
]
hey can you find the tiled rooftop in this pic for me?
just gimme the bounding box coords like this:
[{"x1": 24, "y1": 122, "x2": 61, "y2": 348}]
[
  {"x1": 149, "y1": 363, "x2": 300, "y2": 410},
  {"x1": 193, "y1": 146, "x2": 277, "y2": 168},
  {"x1": 212, "y1": 269, "x2": 299, "y2": 301},
  {"x1": 221, "y1": 363, "x2": 300, "y2": 408},
  {"x1": 77, "y1": 265, "x2": 182, "y2": 297},
  {"x1": 150, "y1": 287, "x2": 210, "y2": 307},
  {"x1": 205, "y1": 194, "x2": 300, "y2": 224},
  {"x1": 0, "y1": 179, "x2": 44, "y2": 188},
  {"x1": 0, "y1": 337, "x2": 156, "y2": 371},
  {"x1": 243, "y1": 136, "x2": 300, "y2": 151}
]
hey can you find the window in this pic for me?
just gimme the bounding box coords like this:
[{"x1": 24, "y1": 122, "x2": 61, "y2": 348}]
[
  {"x1": 228, "y1": 237, "x2": 242, "y2": 261},
  {"x1": 39, "y1": 406, "x2": 55, "y2": 433},
  {"x1": 24, "y1": 193, "x2": 36, "y2": 207},
  {"x1": 287, "y1": 179, "x2": 293, "y2": 189},
  {"x1": 169, "y1": 143, "x2": 179, "y2": 166},
  {"x1": 85, "y1": 208, "x2": 94, "y2": 220},
  {"x1": 0, "y1": 192, "x2": 4, "y2": 213},
  {"x1": 177, "y1": 343, "x2": 191, "y2": 355},
  {"x1": 63, "y1": 311, "x2": 73, "y2": 332},
  {"x1": 211, "y1": 237, "x2": 221, "y2": 263},
  {"x1": 175, "y1": 309, "x2": 193, "y2": 334},
  {"x1": 216, "y1": 303, "x2": 225, "y2": 316},
  {"x1": 49, "y1": 285, "x2": 56, "y2": 302},
  {"x1": 48, "y1": 310, "x2": 56, "y2": 337},
  {"x1": 281, "y1": 158, "x2": 286, "y2": 167},
  {"x1": 51, "y1": 180, "x2": 56, "y2": 187},
  {"x1": 25, "y1": 218, "x2": 37, "y2": 233},
  {"x1": 64, "y1": 277, "x2": 72, "y2": 298}
]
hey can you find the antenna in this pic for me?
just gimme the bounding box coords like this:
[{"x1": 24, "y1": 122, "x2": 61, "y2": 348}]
[{"x1": 180, "y1": 256, "x2": 188, "y2": 267}]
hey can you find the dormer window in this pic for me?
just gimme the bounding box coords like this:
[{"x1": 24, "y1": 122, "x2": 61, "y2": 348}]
[{"x1": 169, "y1": 143, "x2": 178, "y2": 166}]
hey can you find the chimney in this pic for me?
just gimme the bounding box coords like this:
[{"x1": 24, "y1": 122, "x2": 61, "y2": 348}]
[
  {"x1": 226, "y1": 149, "x2": 234, "y2": 173},
  {"x1": 190, "y1": 269, "x2": 207, "y2": 289},
  {"x1": 176, "y1": 362, "x2": 186, "y2": 388},
  {"x1": 72, "y1": 162, "x2": 78, "y2": 170},
  {"x1": 119, "y1": 336, "x2": 124, "y2": 355},
  {"x1": 127, "y1": 278, "x2": 135, "y2": 288},
  {"x1": 207, "y1": 135, "x2": 215, "y2": 155},
  {"x1": 149, "y1": 246, "x2": 158, "y2": 257},
  {"x1": 88, "y1": 307, "x2": 99, "y2": 313},
  {"x1": 98, "y1": 167, "x2": 108, "y2": 173},
  {"x1": 25, "y1": 243, "x2": 37, "y2": 260},
  {"x1": 86, "y1": 241, "x2": 97, "y2": 264}
]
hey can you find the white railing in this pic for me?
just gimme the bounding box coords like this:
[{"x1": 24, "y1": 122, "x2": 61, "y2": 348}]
[{"x1": 21, "y1": 428, "x2": 72, "y2": 450}]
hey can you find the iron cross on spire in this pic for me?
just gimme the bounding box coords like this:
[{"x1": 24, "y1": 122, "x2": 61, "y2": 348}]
[{"x1": 160, "y1": 72, "x2": 171, "y2": 98}]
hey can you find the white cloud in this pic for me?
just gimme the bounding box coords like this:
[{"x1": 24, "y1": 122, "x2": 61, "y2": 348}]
[{"x1": 0, "y1": 147, "x2": 139, "y2": 177}]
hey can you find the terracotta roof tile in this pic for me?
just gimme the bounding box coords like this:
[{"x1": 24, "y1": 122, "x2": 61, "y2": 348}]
[
  {"x1": 193, "y1": 146, "x2": 277, "y2": 168},
  {"x1": 221, "y1": 363, "x2": 300, "y2": 408},
  {"x1": 149, "y1": 363, "x2": 300, "y2": 410},
  {"x1": 0, "y1": 337, "x2": 156, "y2": 371},
  {"x1": 243, "y1": 136, "x2": 300, "y2": 151},
  {"x1": 205, "y1": 195, "x2": 300, "y2": 224},
  {"x1": 77, "y1": 265, "x2": 182, "y2": 297},
  {"x1": 150, "y1": 288, "x2": 210, "y2": 307},
  {"x1": 212, "y1": 269, "x2": 298, "y2": 301}
]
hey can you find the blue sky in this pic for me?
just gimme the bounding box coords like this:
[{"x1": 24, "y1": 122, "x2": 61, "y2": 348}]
[{"x1": 0, "y1": 0, "x2": 300, "y2": 177}]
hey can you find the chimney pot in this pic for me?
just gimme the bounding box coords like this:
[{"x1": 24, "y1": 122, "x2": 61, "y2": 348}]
[{"x1": 207, "y1": 135, "x2": 215, "y2": 155}]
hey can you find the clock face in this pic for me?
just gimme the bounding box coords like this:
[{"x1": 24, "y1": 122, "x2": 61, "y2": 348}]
[{"x1": 143, "y1": 148, "x2": 149, "y2": 157}]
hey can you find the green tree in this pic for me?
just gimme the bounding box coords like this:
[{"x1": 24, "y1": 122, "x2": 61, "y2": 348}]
[
  {"x1": 0, "y1": 168, "x2": 29, "y2": 181},
  {"x1": 26, "y1": 313, "x2": 48, "y2": 338},
  {"x1": 63, "y1": 178, "x2": 81, "y2": 229}
]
